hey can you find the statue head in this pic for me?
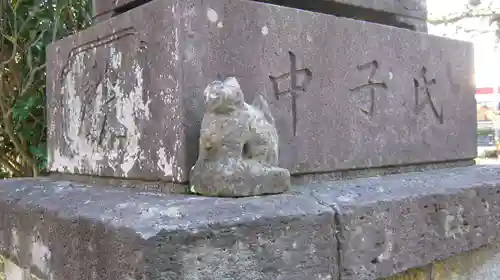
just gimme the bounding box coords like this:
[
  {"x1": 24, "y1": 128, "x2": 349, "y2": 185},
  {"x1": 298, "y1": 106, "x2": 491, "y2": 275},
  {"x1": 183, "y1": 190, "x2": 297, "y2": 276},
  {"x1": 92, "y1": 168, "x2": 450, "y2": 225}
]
[{"x1": 204, "y1": 77, "x2": 245, "y2": 114}]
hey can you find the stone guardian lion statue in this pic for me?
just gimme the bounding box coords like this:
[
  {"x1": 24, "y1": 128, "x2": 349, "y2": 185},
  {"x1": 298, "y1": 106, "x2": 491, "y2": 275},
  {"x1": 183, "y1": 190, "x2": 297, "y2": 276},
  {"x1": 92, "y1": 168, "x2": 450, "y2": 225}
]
[{"x1": 189, "y1": 77, "x2": 290, "y2": 197}]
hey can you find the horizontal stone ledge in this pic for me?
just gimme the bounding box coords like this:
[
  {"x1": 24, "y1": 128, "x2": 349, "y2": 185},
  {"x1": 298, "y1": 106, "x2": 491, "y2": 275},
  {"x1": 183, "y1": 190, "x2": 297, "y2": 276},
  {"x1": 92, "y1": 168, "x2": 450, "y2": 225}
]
[
  {"x1": 1, "y1": 165, "x2": 500, "y2": 279},
  {"x1": 296, "y1": 165, "x2": 500, "y2": 279},
  {"x1": 0, "y1": 178, "x2": 336, "y2": 279}
]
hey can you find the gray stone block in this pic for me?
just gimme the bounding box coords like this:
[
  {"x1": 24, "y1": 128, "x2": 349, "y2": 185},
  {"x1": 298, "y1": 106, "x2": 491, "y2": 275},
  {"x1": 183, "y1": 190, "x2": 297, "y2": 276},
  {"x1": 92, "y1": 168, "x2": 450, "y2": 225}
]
[
  {"x1": 315, "y1": 0, "x2": 427, "y2": 19},
  {"x1": 47, "y1": 0, "x2": 476, "y2": 183},
  {"x1": 92, "y1": 0, "x2": 149, "y2": 19},
  {"x1": 0, "y1": 178, "x2": 336, "y2": 279},
  {"x1": 260, "y1": 0, "x2": 427, "y2": 31},
  {"x1": 47, "y1": 0, "x2": 196, "y2": 183},
  {"x1": 298, "y1": 165, "x2": 500, "y2": 279}
]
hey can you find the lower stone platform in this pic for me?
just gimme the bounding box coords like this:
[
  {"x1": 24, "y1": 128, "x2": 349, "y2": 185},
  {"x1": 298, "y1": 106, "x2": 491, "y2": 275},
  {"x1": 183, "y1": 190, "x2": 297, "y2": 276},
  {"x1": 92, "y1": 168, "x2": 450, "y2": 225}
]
[
  {"x1": 389, "y1": 242, "x2": 500, "y2": 280},
  {"x1": 1, "y1": 165, "x2": 500, "y2": 279}
]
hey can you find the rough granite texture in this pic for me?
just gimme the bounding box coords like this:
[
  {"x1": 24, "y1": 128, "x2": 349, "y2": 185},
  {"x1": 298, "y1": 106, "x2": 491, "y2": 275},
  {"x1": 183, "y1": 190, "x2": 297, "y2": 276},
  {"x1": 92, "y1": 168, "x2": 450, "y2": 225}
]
[
  {"x1": 295, "y1": 165, "x2": 500, "y2": 279},
  {"x1": 47, "y1": 0, "x2": 476, "y2": 183},
  {"x1": 308, "y1": 0, "x2": 427, "y2": 19},
  {"x1": 431, "y1": 242, "x2": 500, "y2": 280},
  {"x1": 387, "y1": 242, "x2": 500, "y2": 279},
  {"x1": 259, "y1": 0, "x2": 427, "y2": 31},
  {"x1": 92, "y1": 0, "x2": 150, "y2": 20},
  {"x1": 0, "y1": 178, "x2": 336, "y2": 280},
  {"x1": 190, "y1": 77, "x2": 290, "y2": 197},
  {"x1": 2, "y1": 166, "x2": 500, "y2": 279},
  {"x1": 93, "y1": 0, "x2": 426, "y2": 28}
]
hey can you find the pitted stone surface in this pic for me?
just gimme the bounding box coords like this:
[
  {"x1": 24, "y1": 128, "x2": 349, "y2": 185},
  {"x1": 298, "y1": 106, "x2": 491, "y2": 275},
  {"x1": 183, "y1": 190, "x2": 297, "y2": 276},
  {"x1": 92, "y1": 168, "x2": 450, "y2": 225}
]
[
  {"x1": 259, "y1": 0, "x2": 427, "y2": 31},
  {"x1": 190, "y1": 77, "x2": 290, "y2": 197},
  {"x1": 93, "y1": 0, "x2": 427, "y2": 20},
  {"x1": 329, "y1": 0, "x2": 427, "y2": 19},
  {"x1": 92, "y1": 0, "x2": 149, "y2": 20},
  {"x1": 47, "y1": 0, "x2": 197, "y2": 183},
  {"x1": 186, "y1": 0, "x2": 475, "y2": 174},
  {"x1": 47, "y1": 0, "x2": 476, "y2": 183},
  {"x1": 0, "y1": 178, "x2": 336, "y2": 279},
  {"x1": 2, "y1": 166, "x2": 500, "y2": 279},
  {"x1": 296, "y1": 165, "x2": 500, "y2": 279}
]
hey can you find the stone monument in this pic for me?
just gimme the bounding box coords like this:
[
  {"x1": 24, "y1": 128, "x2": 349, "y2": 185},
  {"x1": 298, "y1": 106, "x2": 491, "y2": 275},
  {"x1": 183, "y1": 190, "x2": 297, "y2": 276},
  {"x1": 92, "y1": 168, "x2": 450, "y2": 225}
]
[
  {"x1": 3, "y1": 0, "x2": 499, "y2": 279},
  {"x1": 190, "y1": 77, "x2": 290, "y2": 197},
  {"x1": 46, "y1": 0, "x2": 476, "y2": 193}
]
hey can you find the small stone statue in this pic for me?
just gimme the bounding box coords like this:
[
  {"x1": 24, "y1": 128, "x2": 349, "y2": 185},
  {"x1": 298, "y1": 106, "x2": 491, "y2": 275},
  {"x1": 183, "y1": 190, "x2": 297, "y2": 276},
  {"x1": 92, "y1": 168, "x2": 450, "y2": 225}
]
[{"x1": 189, "y1": 77, "x2": 290, "y2": 197}]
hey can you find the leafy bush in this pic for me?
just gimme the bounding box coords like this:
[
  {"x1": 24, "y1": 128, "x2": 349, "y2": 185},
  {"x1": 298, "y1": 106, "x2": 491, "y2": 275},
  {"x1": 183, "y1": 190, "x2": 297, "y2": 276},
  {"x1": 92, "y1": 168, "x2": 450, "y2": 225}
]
[{"x1": 0, "y1": 0, "x2": 92, "y2": 177}]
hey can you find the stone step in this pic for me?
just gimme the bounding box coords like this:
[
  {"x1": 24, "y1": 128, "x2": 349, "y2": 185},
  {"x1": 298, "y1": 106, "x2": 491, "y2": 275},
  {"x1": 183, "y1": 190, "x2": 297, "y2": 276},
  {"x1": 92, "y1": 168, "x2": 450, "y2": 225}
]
[
  {"x1": 1, "y1": 165, "x2": 500, "y2": 279},
  {"x1": 47, "y1": 0, "x2": 476, "y2": 185}
]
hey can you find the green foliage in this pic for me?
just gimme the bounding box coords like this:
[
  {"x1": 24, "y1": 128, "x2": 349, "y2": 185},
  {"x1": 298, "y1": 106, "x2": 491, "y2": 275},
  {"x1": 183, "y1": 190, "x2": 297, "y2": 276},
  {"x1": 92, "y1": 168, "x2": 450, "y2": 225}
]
[{"x1": 0, "y1": 0, "x2": 92, "y2": 177}]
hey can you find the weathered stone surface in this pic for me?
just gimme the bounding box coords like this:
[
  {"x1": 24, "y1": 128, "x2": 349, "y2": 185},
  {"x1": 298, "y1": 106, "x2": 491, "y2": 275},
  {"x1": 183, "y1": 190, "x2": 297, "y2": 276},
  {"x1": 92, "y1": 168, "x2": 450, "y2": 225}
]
[
  {"x1": 4, "y1": 167, "x2": 500, "y2": 279},
  {"x1": 432, "y1": 242, "x2": 500, "y2": 280},
  {"x1": 0, "y1": 178, "x2": 336, "y2": 279},
  {"x1": 297, "y1": 165, "x2": 500, "y2": 279},
  {"x1": 92, "y1": 0, "x2": 427, "y2": 23},
  {"x1": 94, "y1": 0, "x2": 427, "y2": 19},
  {"x1": 190, "y1": 77, "x2": 290, "y2": 197},
  {"x1": 47, "y1": 0, "x2": 196, "y2": 183},
  {"x1": 92, "y1": 0, "x2": 149, "y2": 20},
  {"x1": 384, "y1": 266, "x2": 431, "y2": 279},
  {"x1": 188, "y1": 0, "x2": 476, "y2": 175},
  {"x1": 387, "y1": 240, "x2": 500, "y2": 279},
  {"x1": 47, "y1": 0, "x2": 476, "y2": 183},
  {"x1": 2, "y1": 257, "x2": 41, "y2": 280},
  {"x1": 307, "y1": 0, "x2": 427, "y2": 19},
  {"x1": 260, "y1": 0, "x2": 427, "y2": 31}
]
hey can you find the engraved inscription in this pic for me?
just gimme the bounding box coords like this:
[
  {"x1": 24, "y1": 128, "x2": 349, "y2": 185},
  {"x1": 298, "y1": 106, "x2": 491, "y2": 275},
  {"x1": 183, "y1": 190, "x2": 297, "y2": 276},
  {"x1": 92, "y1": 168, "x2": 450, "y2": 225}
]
[
  {"x1": 60, "y1": 27, "x2": 137, "y2": 82},
  {"x1": 78, "y1": 61, "x2": 118, "y2": 147},
  {"x1": 349, "y1": 60, "x2": 388, "y2": 117},
  {"x1": 414, "y1": 66, "x2": 443, "y2": 124},
  {"x1": 269, "y1": 51, "x2": 312, "y2": 136},
  {"x1": 53, "y1": 25, "x2": 153, "y2": 177},
  {"x1": 61, "y1": 28, "x2": 144, "y2": 148},
  {"x1": 75, "y1": 53, "x2": 127, "y2": 148}
]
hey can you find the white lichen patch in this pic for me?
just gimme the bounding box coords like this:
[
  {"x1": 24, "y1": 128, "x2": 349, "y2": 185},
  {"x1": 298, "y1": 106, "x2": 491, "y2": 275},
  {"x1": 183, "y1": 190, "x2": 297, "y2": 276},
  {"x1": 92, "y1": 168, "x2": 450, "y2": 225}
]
[
  {"x1": 10, "y1": 229, "x2": 20, "y2": 258},
  {"x1": 157, "y1": 147, "x2": 174, "y2": 177},
  {"x1": 4, "y1": 258, "x2": 24, "y2": 280},
  {"x1": 51, "y1": 45, "x2": 151, "y2": 177},
  {"x1": 206, "y1": 8, "x2": 218, "y2": 23},
  {"x1": 111, "y1": 50, "x2": 122, "y2": 69},
  {"x1": 160, "y1": 84, "x2": 183, "y2": 182},
  {"x1": 50, "y1": 51, "x2": 105, "y2": 173},
  {"x1": 172, "y1": 28, "x2": 180, "y2": 62},
  {"x1": 317, "y1": 274, "x2": 333, "y2": 280},
  {"x1": 31, "y1": 231, "x2": 51, "y2": 275},
  {"x1": 261, "y1": 25, "x2": 269, "y2": 35},
  {"x1": 115, "y1": 56, "x2": 150, "y2": 175}
]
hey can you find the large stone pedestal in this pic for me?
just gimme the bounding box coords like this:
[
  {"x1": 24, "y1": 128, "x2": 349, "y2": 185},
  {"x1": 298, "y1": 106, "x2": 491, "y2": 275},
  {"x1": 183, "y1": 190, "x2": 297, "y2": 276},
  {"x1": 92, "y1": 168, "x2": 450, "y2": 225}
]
[
  {"x1": 47, "y1": 0, "x2": 475, "y2": 187},
  {"x1": 0, "y1": 0, "x2": 487, "y2": 278},
  {"x1": 2, "y1": 166, "x2": 500, "y2": 279}
]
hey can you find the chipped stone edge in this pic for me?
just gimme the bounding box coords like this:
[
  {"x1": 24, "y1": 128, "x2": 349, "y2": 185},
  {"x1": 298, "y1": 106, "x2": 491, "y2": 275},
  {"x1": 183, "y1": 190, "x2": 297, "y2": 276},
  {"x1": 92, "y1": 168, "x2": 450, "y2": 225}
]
[
  {"x1": 0, "y1": 178, "x2": 337, "y2": 279},
  {"x1": 298, "y1": 165, "x2": 500, "y2": 279}
]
